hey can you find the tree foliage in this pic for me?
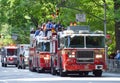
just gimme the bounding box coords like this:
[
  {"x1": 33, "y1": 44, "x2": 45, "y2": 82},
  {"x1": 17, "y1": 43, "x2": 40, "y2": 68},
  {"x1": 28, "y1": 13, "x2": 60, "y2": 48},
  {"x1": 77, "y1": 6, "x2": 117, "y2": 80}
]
[{"x1": 0, "y1": 0, "x2": 117, "y2": 55}]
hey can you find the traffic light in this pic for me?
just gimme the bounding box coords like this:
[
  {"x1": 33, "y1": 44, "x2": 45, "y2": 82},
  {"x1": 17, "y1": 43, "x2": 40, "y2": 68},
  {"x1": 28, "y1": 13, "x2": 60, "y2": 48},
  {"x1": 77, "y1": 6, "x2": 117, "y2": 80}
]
[
  {"x1": 51, "y1": 14, "x2": 55, "y2": 19},
  {"x1": 0, "y1": 34, "x2": 1, "y2": 38},
  {"x1": 56, "y1": 8, "x2": 59, "y2": 16}
]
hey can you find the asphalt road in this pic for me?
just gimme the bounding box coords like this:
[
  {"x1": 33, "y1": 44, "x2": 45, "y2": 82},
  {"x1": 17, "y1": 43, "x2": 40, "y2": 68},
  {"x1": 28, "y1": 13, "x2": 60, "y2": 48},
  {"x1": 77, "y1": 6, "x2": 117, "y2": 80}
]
[{"x1": 0, "y1": 56, "x2": 120, "y2": 83}]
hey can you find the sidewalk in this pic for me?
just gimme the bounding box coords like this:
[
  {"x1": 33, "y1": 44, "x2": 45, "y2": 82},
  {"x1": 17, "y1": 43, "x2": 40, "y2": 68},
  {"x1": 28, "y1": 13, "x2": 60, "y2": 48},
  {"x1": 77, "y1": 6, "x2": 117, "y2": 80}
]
[{"x1": 106, "y1": 59, "x2": 120, "y2": 73}]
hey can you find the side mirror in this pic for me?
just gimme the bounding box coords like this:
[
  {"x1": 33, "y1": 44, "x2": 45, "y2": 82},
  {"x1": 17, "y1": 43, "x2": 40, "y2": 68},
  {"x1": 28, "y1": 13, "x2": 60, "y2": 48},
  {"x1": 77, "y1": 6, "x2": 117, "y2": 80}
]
[{"x1": 60, "y1": 44, "x2": 64, "y2": 50}]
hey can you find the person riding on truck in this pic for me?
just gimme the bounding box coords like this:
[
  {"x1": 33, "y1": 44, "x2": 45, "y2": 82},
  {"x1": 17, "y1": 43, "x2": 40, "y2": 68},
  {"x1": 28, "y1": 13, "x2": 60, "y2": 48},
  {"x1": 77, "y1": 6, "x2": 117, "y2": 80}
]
[{"x1": 34, "y1": 26, "x2": 44, "y2": 43}]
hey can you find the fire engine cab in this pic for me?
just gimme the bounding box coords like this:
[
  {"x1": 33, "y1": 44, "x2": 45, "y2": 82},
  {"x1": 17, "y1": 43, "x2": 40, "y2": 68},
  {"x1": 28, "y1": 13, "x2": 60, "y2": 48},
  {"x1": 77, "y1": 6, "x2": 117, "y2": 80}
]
[
  {"x1": 29, "y1": 30, "x2": 51, "y2": 72},
  {"x1": 50, "y1": 26, "x2": 107, "y2": 77},
  {"x1": 1, "y1": 44, "x2": 18, "y2": 67}
]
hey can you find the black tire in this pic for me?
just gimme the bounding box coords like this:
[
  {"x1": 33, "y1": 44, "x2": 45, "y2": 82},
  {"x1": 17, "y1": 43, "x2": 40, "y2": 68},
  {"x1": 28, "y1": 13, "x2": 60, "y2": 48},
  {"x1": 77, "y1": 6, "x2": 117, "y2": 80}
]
[
  {"x1": 15, "y1": 64, "x2": 18, "y2": 67},
  {"x1": 2, "y1": 63, "x2": 4, "y2": 67},
  {"x1": 93, "y1": 70, "x2": 102, "y2": 77},
  {"x1": 4, "y1": 64, "x2": 7, "y2": 67},
  {"x1": 78, "y1": 72, "x2": 84, "y2": 76},
  {"x1": 83, "y1": 72, "x2": 89, "y2": 76}
]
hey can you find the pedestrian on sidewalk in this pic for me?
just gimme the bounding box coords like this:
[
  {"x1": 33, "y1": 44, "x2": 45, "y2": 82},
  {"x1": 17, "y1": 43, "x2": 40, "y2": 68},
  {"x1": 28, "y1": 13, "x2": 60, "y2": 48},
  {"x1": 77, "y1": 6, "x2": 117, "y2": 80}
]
[
  {"x1": 114, "y1": 50, "x2": 120, "y2": 68},
  {"x1": 114, "y1": 50, "x2": 120, "y2": 60}
]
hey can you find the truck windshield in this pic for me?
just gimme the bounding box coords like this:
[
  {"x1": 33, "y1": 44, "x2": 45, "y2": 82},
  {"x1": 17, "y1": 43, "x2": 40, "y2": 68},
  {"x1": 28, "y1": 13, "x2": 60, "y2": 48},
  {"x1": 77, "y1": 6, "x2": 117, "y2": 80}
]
[
  {"x1": 64, "y1": 36, "x2": 105, "y2": 48},
  {"x1": 37, "y1": 42, "x2": 50, "y2": 52},
  {"x1": 7, "y1": 49, "x2": 17, "y2": 56},
  {"x1": 65, "y1": 36, "x2": 84, "y2": 48},
  {"x1": 86, "y1": 36, "x2": 105, "y2": 48}
]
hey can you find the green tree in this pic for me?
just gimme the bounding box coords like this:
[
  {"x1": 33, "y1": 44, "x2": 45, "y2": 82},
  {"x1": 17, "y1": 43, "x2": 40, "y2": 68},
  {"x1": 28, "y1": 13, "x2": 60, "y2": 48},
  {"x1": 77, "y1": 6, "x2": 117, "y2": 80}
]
[
  {"x1": 0, "y1": 0, "x2": 117, "y2": 55},
  {"x1": 114, "y1": 0, "x2": 120, "y2": 51}
]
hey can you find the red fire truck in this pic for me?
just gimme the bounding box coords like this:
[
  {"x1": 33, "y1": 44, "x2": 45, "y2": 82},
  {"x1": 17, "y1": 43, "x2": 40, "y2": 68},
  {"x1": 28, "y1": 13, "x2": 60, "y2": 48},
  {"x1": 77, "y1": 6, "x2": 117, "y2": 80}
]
[
  {"x1": 29, "y1": 32, "x2": 51, "y2": 72},
  {"x1": 1, "y1": 44, "x2": 18, "y2": 67},
  {"x1": 50, "y1": 26, "x2": 107, "y2": 77}
]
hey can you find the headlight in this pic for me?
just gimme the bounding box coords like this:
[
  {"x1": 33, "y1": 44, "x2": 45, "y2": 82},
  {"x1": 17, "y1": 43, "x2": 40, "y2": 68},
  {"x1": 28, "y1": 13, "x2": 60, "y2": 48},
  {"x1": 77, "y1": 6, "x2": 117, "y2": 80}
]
[
  {"x1": 44, "y1": 54, "x2": 50, "y2": 60},
  {"x1": 96, "y1": 54, "x2": 102, "y2": 59},
  {"x1": 69, "y1": 55, "x2": 75, "y2": 58},
  {"x1": 69, "y1": 52, "x2": 75, "y2": 58},
  {"x1": 44, "y1": 57, "x2": 50, "y2": 60}
]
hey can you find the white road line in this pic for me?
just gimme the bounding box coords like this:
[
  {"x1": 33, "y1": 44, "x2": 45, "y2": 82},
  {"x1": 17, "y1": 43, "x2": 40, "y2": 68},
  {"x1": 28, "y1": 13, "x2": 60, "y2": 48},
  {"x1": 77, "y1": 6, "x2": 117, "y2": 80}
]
[{"x1": 0, "y1": 77, "x2": 120, "y2": 82}]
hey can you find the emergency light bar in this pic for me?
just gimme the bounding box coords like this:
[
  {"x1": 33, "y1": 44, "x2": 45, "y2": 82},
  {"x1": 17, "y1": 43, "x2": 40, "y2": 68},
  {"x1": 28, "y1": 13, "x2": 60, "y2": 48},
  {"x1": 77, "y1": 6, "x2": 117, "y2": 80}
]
[
  {"x1": 67, "y1": 25, "x2": 90, "y2": 34},
  {"x1": 5, "y1": 46, "x2": 18, "y2": 49},
  {"x1": 63, "y1": 30, "x2": 74, "y2": 34},
  {"x1": 79, "y1": 30, "x2": 89, "y2": 34},
  {"x1": 94, "y1": 30, "x2": 104, "y2": 34}
]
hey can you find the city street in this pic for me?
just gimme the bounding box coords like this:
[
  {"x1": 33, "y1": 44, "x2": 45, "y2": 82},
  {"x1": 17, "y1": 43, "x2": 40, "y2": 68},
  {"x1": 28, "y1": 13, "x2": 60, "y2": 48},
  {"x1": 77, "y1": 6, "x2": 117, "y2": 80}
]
[
  {"x1": 0, "y1": 61, "x2": 120, "y2": 83},
  {"x1": 0, "y1": 0, "x2": 120, "y2": 83}
]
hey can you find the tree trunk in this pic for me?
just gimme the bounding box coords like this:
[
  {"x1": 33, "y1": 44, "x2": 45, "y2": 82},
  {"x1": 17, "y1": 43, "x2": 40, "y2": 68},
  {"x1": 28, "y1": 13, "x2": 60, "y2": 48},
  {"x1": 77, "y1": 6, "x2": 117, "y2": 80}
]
[{"x1": 114, "y1": 0, "x2": 120, "y2": 50}]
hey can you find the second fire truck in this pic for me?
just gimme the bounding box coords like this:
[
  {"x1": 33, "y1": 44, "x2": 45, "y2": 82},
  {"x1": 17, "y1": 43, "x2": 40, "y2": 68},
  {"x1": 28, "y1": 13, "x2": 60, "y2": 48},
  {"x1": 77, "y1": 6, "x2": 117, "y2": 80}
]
[{"x1": 29, "y1": 31, "x2": 51, "y2": 72}]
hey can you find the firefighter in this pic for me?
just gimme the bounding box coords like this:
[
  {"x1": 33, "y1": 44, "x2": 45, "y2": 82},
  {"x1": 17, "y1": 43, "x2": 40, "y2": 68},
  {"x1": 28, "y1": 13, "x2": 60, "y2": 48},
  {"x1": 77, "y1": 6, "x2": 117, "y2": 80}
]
[
  {"x1": 55, "y1": 21, "x2": 62, "y2": 32},
  {"x1": 35, "y1": 26, "x2": 44, "y2": 43}
]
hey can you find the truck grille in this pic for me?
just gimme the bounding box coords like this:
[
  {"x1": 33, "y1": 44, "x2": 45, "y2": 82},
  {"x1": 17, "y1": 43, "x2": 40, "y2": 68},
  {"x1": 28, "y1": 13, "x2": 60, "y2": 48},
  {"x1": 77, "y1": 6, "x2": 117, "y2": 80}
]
[{"x1": 76, "y1": 51, "x2": 94, "y2": 63}]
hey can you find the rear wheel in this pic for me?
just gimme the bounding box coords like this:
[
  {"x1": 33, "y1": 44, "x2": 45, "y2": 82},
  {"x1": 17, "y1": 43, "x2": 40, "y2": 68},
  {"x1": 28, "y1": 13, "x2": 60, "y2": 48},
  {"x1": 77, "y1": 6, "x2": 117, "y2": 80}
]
[{"x1": 2, "y1": 63, "x2": 4, "y2": 67}]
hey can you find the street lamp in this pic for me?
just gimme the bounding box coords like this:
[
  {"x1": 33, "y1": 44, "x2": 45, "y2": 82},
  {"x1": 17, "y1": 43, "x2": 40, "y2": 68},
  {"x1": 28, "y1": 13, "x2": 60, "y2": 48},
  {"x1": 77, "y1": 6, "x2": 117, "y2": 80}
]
[{"x1": 103, "y1": 1, "x2": 107, "y2": 39}]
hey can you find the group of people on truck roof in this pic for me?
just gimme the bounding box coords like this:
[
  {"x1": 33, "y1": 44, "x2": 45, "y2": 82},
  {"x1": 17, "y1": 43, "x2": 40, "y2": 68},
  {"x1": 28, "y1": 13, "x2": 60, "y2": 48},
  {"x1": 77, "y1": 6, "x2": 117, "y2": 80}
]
[{"x1": 30, "y1": 20, "x2": 63, "y2": 38}]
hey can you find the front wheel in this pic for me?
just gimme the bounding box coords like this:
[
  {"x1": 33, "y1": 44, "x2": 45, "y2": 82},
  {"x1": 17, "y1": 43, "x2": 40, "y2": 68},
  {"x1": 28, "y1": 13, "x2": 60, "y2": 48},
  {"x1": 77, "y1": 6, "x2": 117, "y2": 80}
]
[
  {"x1": 93, "y1": 70, "x2": 102, "y2": 77},
  {"x1": 4, "y1": 64, "x2": 7, "y2": 67}
]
